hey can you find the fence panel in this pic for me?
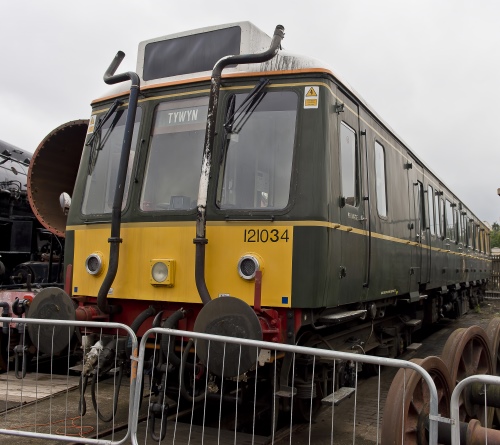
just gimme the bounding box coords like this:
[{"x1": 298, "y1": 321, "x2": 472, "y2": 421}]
[
  {"x1": 131, "y1": 327, "x2": 440, "y2": 445},
  {"x1": 0, "y1": 318, "x2": 138, "y2": 445},
  {"x1": 491, "y1": 255, "x2": 500, "y2": 291},
  {"x1": 449, "y1": 374, "x2": 500, "y2": 445}
]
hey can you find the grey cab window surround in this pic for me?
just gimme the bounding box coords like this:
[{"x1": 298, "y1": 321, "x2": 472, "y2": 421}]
[
  {"x1": 140, "y1": 97, "x2": 208, "y2": 212},
  {"x1": 340, "y1": 122, "x2": 358, "y2": 207},
  {"x1": 217, "y1": 90, "x2": 297, "y2": 211},
  {"x1": 374, "y1": 141, "x2": 387, "y2": 218},
  {"x1": 82, "y1": 106, "x2": 143, "y2": 215}
]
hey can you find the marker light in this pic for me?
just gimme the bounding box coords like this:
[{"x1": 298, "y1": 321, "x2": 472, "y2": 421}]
[
  {"x1": 237, "y1": 255, "x2": 260, "y2": 280},
  {"x1": 85, "y1": 253, "x2": 104, "y2": 276}
]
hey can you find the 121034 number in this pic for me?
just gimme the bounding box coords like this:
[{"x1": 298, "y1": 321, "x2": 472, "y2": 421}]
[{"x1": 243, "y1": 229, "x2": 289, "y2": 243}]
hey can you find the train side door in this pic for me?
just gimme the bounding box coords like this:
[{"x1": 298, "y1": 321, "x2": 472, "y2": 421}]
[
  {"x1": 337, "y1": 91, "x2": 367, "y2": 304},
  {"x1": 407, "y1": 161, "x2": 427, "y2": 288}
]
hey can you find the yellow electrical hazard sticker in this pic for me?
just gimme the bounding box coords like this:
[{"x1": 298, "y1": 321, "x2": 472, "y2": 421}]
[
  {"x1": 304, "y1": 86, "x2": 319, "y2": 109},
  {"x1": 87, "y1": 115, "x2": 97, "y2": 134}
]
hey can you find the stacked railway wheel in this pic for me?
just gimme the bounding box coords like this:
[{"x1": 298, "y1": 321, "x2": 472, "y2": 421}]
[
  {"x1": 382, "y1": 320, "x2": 500, "y2": 444},
  {"x1": 441, "y1": 326, "x2": 494, "y2": 427},
  {"x1": 382, "y1": 356, "x2": 453, "y2": 445},
  {"x1": 487, "y1": 318, "x2": 500, "y2": 428}
]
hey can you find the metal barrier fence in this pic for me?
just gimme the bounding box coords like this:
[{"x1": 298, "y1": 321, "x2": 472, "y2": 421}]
[
  {"x1": 131, "y1": 327, "x2": 441, "y2": 445},
  {"x1": 450, "y1": 375, "x2": 500, "y2": 445},
  {"x1": 0, "y1": 318, "x2": 443, "y2": 445},
  {"x1": 0, "y1": 317, "x2": 138, "y2": 445}
]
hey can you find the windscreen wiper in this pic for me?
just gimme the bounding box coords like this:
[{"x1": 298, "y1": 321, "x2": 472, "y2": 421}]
[
  {"x1": 224, "y1": 78, "x2": 269, "y2": 133},
  {"x1": 87, "y1": 100, "x2": 124, "y2": 175},
  {"x1": 86, "y1": 99, "x2": 123, "y2": 147}
]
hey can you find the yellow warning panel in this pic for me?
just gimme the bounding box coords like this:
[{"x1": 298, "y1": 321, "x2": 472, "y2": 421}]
[
  {"x1": 87, "y1": 115, "x2": 96, "y2": 134},
  {"x1": 304, "y1": 86, "x2": 319, "y2": 109},
  {"x1": 306, "y1": 87, "x2": 318, "y2": 97}
]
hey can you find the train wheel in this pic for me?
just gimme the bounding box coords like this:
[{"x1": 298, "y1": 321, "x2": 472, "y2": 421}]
[
  {"x1": 381, "y1": 356, "x2": 452, "y2": 445},
  {"x1": 441, "y1": 326, "x2": 494, "y2": 426},
  {"x1": 486, "y1": 318, "x2": 500, "y2": 374},
  {"x1": 486, "y1": 317, "x2": 500, "y2": 427},
  {"x1": 291, "y1": 332, "x2": 325, "y2": 422}
]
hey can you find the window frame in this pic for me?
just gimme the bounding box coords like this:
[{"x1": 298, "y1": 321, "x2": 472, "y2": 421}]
[
  {"x1": 374, "y1": 140, "x2": 388, "y2": 218},
  {"x1": 139, "y1": 96, "x2": 209, "y2": 213},
  {"x1": 435, "y1": 192, "x2": 441, "y2": 238},
  {"x1": 427, "y1": 185, "x2": 435, "y2": 236},
  {"x1": 216, "y1": 88, "x2": 299, "y2": 212},
  {"x1": 81, "y1": 105, "x2": 143, "y2": 216},
  {"x1": 339, "y1": 121, "x2": 359, "y2": 208}
]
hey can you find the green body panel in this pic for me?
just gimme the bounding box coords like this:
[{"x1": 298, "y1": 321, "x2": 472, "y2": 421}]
[
  {"x1": 63, "y1": 229, "x2": 75, "y2": 294},
  {"x1": 66, "y1": 72, "x2": 491, "y2": 312},
  {"x1": 291, "y1": 226, "x2": 330, "y2": 308}
]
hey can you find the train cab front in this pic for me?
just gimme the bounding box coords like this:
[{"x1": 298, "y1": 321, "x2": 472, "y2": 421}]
[{"x1": 57, "y1": 22, "x2": 314, "y2": 384}]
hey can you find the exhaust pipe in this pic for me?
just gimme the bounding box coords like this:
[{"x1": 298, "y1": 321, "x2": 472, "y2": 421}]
[
  {"x1": 96, "y1": 51, "x2": 140, "y2": 315},
  {"x1": 195, "y1": 25, "x2": 285, "y2": 305}
]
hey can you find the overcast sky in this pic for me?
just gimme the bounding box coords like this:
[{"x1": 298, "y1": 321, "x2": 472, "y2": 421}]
[{"x1": 2, "y1": 1, "x2": 500, "y2": 223}]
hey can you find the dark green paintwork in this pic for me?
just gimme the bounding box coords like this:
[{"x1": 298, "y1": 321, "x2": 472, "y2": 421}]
[{"x1": 66, "y1": 73, "x2": 491, "y2": 312}]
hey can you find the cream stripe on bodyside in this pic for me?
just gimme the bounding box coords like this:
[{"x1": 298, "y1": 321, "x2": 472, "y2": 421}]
[{"x1": 67, "y1": 219, "x2": 491, "y2": 262}]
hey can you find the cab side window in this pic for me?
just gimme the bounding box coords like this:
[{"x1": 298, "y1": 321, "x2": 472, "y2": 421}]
[{"x1": 340, "y1": 122, "x2": 358, "y2": 207}]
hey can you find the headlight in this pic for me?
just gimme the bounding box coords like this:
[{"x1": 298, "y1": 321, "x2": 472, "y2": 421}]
[
  {"x1": 150, "y1": 259, "x2": 175, "y2": 286},
  {"x1": 152, "y1": 262, "x2": 168, "y2": 282},
  {"x1": 237, "y1": 255, "x2": 260, "y2": 280},
  {"x1": 85, "y1": 253, "x2": 103, "y2": 276}
]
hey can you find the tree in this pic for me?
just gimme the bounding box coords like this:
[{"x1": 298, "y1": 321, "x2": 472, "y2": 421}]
[{"x1": 491, "y1": 222, "x2": 500, "y2": 248}]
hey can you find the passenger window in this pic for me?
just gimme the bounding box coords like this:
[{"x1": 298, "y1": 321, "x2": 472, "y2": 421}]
[
  {"x1": 416, "y1": 181, "x2": 426, "y2": 230},
  {"x1": 374, "y1": 141, "x2": 387, "y2": 217},
  {"x1": 445, "y1": 199, "x2": 454, "y2": 240},
  {"x1": 461, "y1": 214, "x2": 466, "y2": 243},
  {"x1": 340, "y1": 122, "x2": 358, "y2": 206},
  {"x1": 440, "y1": 198, "x2": 445, "y2": 239},
  {"x1": 427, "y1": 185, "x2": 435, "y2": 235},
  {"x1": 435, "y1": 192, "x2": 441, "y2": 237},
  {"x1": 454, "y1": 208, "x2": 459, "y2": 242}
]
